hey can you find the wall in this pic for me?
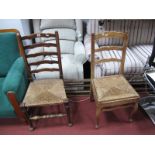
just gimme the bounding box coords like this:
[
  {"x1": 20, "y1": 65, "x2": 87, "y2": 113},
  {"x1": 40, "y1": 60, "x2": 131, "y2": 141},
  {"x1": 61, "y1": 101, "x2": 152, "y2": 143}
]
[
  {"x1": 0, "y1": 19, "x2": 32, "y2": 45},
  {"x1": 0, "y1": 19, "x2": 31, "y2": 36}
]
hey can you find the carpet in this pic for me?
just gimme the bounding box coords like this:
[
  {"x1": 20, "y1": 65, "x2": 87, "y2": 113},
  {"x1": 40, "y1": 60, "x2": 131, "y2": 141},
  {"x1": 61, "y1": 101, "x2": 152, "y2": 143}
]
[
  {"x1": 0, "y1": 96, "x2": 155, "y2": 135},
  {"x1": 139, "y1": 96, "x2": 155, "y2": 125}
]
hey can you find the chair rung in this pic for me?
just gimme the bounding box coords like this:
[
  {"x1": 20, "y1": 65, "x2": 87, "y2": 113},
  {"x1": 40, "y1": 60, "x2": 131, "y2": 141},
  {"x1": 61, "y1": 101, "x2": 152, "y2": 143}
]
[
  {"x1": 26, "y1": 52, "x2": 58, "y2": 58},
  {"x1": 29, "y1": 60, "x2": 58, "y2": 66},
  {"x1": 95, "y1": 58, "x2": 121, "y2": 64},
  {"x1": 22, "y1": 33, "x2": 56, "y2": 40},
  {"x1": 95, "y1": 46, "x2": 124, "y2": 52},
  {"x1": 31, "y1": 68, "x2": 60, "y2": 73},
  {"x1": 24, "y1": 43, "x2": 57, "y2": 49}
]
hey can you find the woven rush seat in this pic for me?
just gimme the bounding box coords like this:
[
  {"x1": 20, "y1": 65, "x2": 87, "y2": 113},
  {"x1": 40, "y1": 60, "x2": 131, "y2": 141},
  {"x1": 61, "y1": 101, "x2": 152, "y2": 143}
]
[
  {"x1": 92, "y1": 75, "x2": 139, "y2": 105},
  {"x1": 20, "y1": 31, "x2": 72, "y2": 130},
  {"x1": 22, "y1": 79, "x2": 68, "y2": 107},
  {"x1": 90, "y1": 32, "x2": 140, "y2": 128}
]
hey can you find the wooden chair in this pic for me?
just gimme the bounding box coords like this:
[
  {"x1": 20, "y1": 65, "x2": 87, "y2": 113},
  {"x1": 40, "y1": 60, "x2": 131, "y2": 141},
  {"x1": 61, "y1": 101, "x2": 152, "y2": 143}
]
[
  {"x1": 90, "y1": 31, "x2": 140, "y2": 128},
  {"x1": 19, "y1": 32, "x2": 72, "y2": 129}
]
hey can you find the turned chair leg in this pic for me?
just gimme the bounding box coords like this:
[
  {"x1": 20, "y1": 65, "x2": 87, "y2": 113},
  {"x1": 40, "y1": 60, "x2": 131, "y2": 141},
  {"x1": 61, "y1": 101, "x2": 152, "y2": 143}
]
[
  {"x1": 24, "y1": 112, "x2": 34, "y2": 131},
  {"x1": 129, "y1": 103, "x2": 138, "y2": 122},
  {"x1": 28, "y1": 120, "x2": 35, "y2": 131},
  {"x1": 65, "y1": 102, "x2": 72, "y2": 127},
  {"x1": 96, "y1": 108, "x2": 101, "y2": 129},
  {"x1": 23, "y1": 108, "x2": 35, "y2": 131}
]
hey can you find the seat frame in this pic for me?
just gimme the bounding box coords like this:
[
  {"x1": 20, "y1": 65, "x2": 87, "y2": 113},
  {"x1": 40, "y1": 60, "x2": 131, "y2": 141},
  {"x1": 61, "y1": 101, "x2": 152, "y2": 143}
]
[{"x1": 90, "y1": 31, "x2": 140, "y2": 128}]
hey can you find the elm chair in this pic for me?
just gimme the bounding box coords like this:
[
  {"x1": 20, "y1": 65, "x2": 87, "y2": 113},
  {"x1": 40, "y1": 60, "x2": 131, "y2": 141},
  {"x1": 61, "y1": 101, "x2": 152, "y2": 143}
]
[
  {"x1": 90, "y1": 32, "x2": 140, "y2": 128},
  {"x1": 0, "y1": 29, "x2": 30, "y2": 124},
  {"x1": 20, "y1": 32, "x2": 72, "y2": 129}
]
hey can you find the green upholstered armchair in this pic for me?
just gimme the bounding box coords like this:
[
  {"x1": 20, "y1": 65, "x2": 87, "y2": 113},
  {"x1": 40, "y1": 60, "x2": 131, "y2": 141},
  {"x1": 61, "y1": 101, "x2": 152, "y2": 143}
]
[{"x1": 0, "y1": 29, "x2": 29, "y2": 123}]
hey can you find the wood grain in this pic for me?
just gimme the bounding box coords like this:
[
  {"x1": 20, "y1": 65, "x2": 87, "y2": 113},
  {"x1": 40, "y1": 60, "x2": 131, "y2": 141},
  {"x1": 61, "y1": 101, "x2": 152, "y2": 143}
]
[{"x1": 90, "y1": 31, "x2": 139, "y2": 128}]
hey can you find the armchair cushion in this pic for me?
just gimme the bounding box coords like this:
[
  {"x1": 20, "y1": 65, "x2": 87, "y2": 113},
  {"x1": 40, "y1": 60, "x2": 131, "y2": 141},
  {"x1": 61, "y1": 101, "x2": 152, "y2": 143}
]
[
  {"x1": 44, "y1": 40, "x2": 75, "y2": 54},
  {"x1": 75, "y1": 19, "x2": 83, "y2": 41},
  {"x1": 130, "y1": 45, "x2": 153, "y2": 65},
  {"x1": 42, "y1": 28, "x2": 76, "y2": 41},
  {"x1": 74, "y1": 41, "x2": 86, "y2": 64},
  {"x1": 27, "y1": 47, "x2": 44, "y2": 72},
  {"x1": 0, "y1": 32, "x2": 20, "y2": 76},
  {"x1": 84, "y1": 34, "x2": 101, "y2": 61},
  {"x1": 0, "y1": 78, "x2": 16, "y2": 117},
  {"x1": 27, "y1": 47, "x2": 44, "y2": 64},
  {"x1": 2, "y1": 57, "x2": 28, "y2": 102},
  {"x1": 34, "y1": 54, "x2": 80, "y2": 80},
  {"x1": 40, "y1": 19, "x2": 76, "y2": 30},
  {"x1": 31, "y1": 19, "x2": 85, "y2": 80}
]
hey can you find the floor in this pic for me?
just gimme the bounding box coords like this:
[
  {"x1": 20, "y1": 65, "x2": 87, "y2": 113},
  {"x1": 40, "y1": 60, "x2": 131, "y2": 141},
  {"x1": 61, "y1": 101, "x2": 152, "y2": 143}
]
[{"x1": 0, "y1": 96, "x2": 155, "y2": 135}]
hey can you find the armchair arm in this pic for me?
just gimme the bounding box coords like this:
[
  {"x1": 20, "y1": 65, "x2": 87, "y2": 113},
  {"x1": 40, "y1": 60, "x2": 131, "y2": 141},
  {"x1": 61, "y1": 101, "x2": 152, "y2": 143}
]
[
  {"x1": 2, "y1": 57, "x2": 29, "y2": 102},
  {"x1": 74, "y1": 41, "x2": 87, "y2": 64},
  {"x1": 75, "y1": 19, "x2": 83, "y2": 41},
  {"x1": 84, "y1": 34, "x2": 101, "y2": 62}
]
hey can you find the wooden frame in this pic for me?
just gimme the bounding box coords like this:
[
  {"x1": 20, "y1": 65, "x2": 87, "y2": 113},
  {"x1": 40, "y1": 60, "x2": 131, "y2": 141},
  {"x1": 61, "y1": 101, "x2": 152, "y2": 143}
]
[
  {"x1": 19, "y1": 32, "x2": 72, "y2": 129},
  {"x1": 90, "y1": 31, "x2": 140, "y2": 128},
  {"x1": 91, "y1": 31, "x2": 128, "y2": 79},
  {"x1": 21, "y1": 32, "x2": 63, "y2": 80},
  {"x1": 0, "y1": 29, "x2": 30, "y2": 124}
]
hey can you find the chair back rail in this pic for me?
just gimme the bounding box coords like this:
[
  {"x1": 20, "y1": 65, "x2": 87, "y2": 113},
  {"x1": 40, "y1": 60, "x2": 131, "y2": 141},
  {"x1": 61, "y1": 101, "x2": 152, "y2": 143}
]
[
  {"x1": 21, "y1": 31, "x2": 63, "y2": 80},
  {"x1": 26, "y1": 52, "x2": 58, "y2": 58},
  {"x1": 24, "y1": 43, "x2": 57, "y2": 49},
  {"x1": 91, "y1": 31, "x2": 128, "y2": 79}
]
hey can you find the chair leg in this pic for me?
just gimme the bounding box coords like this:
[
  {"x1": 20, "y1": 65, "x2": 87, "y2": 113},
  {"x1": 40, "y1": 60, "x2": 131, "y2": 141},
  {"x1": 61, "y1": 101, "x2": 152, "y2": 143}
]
[
  {"x1": 28, "y1": 120, "x2": 35, "y2": 131},
  {"x1": 22, "y1": 112, "x2": 34, "y2": 131},
  {"x1": 129, "y1": 103, "x2": 138, "y2": 122},
  {"x1": 96, "y1": 107, "x2": 101, "y2": 129},
  {"x1": 64, "y1": 102, "x2": 72, "y2": 127},
  {"x1": 90, "y1": 85, "x2": 94, "y2": 102}
]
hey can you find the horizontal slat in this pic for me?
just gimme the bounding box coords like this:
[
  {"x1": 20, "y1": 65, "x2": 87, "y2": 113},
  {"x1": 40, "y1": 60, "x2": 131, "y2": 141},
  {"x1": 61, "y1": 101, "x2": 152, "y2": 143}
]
[
  {"x1": 64, "y1": 79, "x2": 91, "y2": 83},
  {"x1": 95, "y1": 58, "x2": 121, "y2": 64},
  {"x1": 31, "y1": 68, "x2": 60, "y2": 73},
  {"x1": 22, "y1": 33, "x2": 56, "y2": 40},
  {"x1": 95, "y1": 32, "x2": 128, "y2": 40},
  {"x1": 66, "y1": 90, "x2": 90, "y2": 94},
  {"x1": 95, "y1": 46, "x2": 124, "y2": 52},
  {"x1": 29, "y1": 60, "x2": 58, "y2": 66},
  {"x1": 24, "y1": 43, "x2": 57, "y2": 49},
  {"x1": 65, "y1": 84, "x2": 90, "y2": 87},
  {"x1": 26, "y1": 52, "x2": 58, "y2": 58}
]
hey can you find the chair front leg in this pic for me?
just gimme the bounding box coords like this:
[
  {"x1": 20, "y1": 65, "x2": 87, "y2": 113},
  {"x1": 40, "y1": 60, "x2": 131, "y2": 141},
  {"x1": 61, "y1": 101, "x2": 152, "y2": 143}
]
[
  {"x1": 96, "y1": 106, "x2": 101, "y2": 129},
  {"x1": 90, "y1": 84, "x2": 94, "y2": 102},
  {"x1": 64, "y1": 102, "x2": 72, "y2": 127},
  {"x1": 129, "y1": 102, "x2": 138, "y2": 122}
]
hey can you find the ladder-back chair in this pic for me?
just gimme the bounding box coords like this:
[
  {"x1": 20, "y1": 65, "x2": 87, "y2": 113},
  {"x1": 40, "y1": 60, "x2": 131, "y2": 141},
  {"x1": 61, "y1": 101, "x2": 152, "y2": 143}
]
[
  {"x1": 91, "y1": 31, "x2": 140, "y2": 128},
  {"x1": 20, "y1": 32, "x2": 72, "y2": 129}
]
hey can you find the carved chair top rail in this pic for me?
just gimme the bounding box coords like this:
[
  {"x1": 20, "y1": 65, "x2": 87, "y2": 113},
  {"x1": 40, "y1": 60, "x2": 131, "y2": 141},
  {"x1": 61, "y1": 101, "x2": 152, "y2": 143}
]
[
  {"x1": 22, "y1": 33, "x2": 56, "y2": 40},
  {"x1": 94, "y1": 31, "x2": 128, "y2": 41}
]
